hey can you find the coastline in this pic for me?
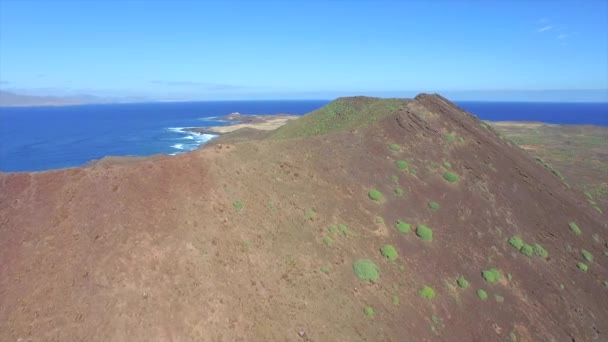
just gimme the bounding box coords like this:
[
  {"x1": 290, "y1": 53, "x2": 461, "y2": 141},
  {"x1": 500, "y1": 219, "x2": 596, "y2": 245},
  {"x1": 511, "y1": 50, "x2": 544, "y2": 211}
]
[{"x1": 184, "y1": 112, "x2": 299, "y2": 135}]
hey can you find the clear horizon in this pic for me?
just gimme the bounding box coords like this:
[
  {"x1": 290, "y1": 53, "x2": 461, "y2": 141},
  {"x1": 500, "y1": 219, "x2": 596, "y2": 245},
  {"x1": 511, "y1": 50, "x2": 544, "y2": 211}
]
[{"x1": 1, "y1": 0, "x2": 607, "y2": 102}]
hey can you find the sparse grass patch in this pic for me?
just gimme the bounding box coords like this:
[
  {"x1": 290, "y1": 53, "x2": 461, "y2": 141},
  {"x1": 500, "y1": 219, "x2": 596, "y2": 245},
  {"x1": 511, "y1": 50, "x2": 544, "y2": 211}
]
[
  {"x1": 338, "y1": 224, "x2": 349, "y2": 236},
  {"x1": 520, "y1": 244, "x2": 534, "y2": 257},
  {"x1": 395, "y1": 187, "x2": 404, "y2": 196},
  {"x1": 376, "y1": 216, "x2": 384, "y2": 223},
  {"x1": 582, "y1": 249, "x2": 593, "y2": 263},
  {"x1": 389, "y1": 144, "x2": 401, "y2": 152},
  {"x1": 569, "y1": 222, "x2": 582, "y2": 235},
  {"x1": 457, "y1": 277, "x2": 469, "y2": 288},
  {"x1": 391, "y1": 175, "x2": 399, "y2": 183},
  {"x1": 396, "y1": 160, "x2": 409, "y2": 170},
  {"x1": 482, "y1": 268, "x2": 501, "y2": 283},
  {"x1": 445, "y1": 133, "x2": 456, "y2": 143},
  {"x1": 364, "y1": 306, "x2": 375, "y2": 317},
  {"x1": 533, "y1": 244, "x2": 548, "y2": 258},
  {"x1": 577, "y1": 262, "x2": 588, "y2": 272},
  {"x1": 320, "y1": 265, "x2": 330, "y2": 274},
  {"x1": 443, "y1": 172, "x2": 459, "y2": 183},
  {"x1": 368, "y1": 189, "x2": 384, "y2": 201},
  {"x1": 416, "y1": 225, "x2": 433, "y2": 241},
  {"x1": 410, "y1": 168, "x2": 417, "y2": 175},
  {"x1": 392, "y1": 295, "x2": 400, "y2": 305},
  {"x1": 395, "y1": 220, "x2": 411, "y2": 233},
  {"x1": 353, "y1": 259, "x2": 380, "y2": 282},
  {"x1": 428, "y1": 201, "x2": 440, "y2": 211},
  {"x1": 233, "y1": 200, "x2": 244, "y2": 212},
  {"x1": 380, "y1": 244, "x2": 399, "y2": 261},
  {"x1": 305, "y1": 209, "x2": 317, "y2": 221},
  {"x1": 328, "y1": 225, "x2": 339, "y2": 234},
  {"x1": 509, "y1": 236, "x2": 524, "y2": 250},
  {"x1": 477, "y1": 289, "x2": 488, "y2": 300},
  {"x1": 419, "y1": 286, "x2": 436, "y2": 299},
  {"x1": 323, "y1": 236, "x2": 333, "y2": 246},
  {"x1": 494, "y1": 294, "x2": 504, "y2": 303},
  {"x1": 458, "y1": 137, "x2": 465, "y2": 144},
  {"x1": 243, "y1": 240, "x2": 251, "y2": 247},
  {"x1": 443, "y1": 161, "x2": 452, "y2": 169}
]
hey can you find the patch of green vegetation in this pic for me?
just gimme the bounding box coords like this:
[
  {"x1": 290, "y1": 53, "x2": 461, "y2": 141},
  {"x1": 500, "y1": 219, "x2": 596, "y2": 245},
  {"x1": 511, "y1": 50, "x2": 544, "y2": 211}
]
[
  {"x1": 457, "y1": 277, "x2": 469, "y2": 289},
  {"x1": 389, "y1": 144, "x2": 401, "y2": 152},
  {"x1": 416, "y1": 225, "x2": 433, "y2": 241},
  {"x1": 323, "y1": 236, "x2": 333, "y2": 246},
  {"x1": 445, "y1": 133, "x2": 456, "y2": 143},
  {"x1": 328, "y1": 225, "x2": 339, "y2": 234},
  {"x1": 533, "y1": 243, "x2": 548, "y2": 258},
  {"x1": 375, "y1": 216, "x2": 384, "y2": 224},
  {"x1": 396, "y1": 160, "x2": 409, "y2": 170},
  {"x1": 338, "y1": 224, "x2": 349, "y2": 237},
  {"x1": 391, "y1": 174, "x2": 399, "y2": 183},
  {"x1": 443, "y1": 161, "x2": 452, "y2": 169},
  {"x1": 482, "y1": 268, "x2": 501, "y2": 283},
  {"x1": 577, "y1": 262, "x2": 588, "y2": 272},
  {"x1": 320, "y1": 265, "x2": 330, "y2": 274},
  {"x1": 509, "y1": 331, "x2": 518, "y2": 342},
  {"x1": 428, "y1": 201, "x2": 440, "y2": 211},
  {"x1": 443, "y1": 172, "x2": 459, "y2": 183},
  {"x1": 534, "y1": 157, "x2": 566, "y2": 182},
  {"x1": 395, "y1": 220, "x2": 411, "y2": 233},
  {"x1": 392, "y1": 295, "x2": 400, "y2": 305},
  {"x1": 368, "y1": 189, "x2": 384, "y2": 201},
  {"x1": 582, "y1": 249, "x2": 593, "y2": 263},
  {"x1": 569, "y1": 222, "x2": 582, "y2": 235},
  {"x1": 272, "y1": 97, "x2": 406, "y2": 139},
  {"x1": 232, "y1": 200, "x2": 244, "y2": 212},
  {"x1": 494, "y1": 294, "x2": 504, "y2": 303},
  {"x1": 419, "y1": 286, "x2": 436, "y2": 300},
  {"x1": 243, "y1": 240, "x2": 251, "y2": 247},
  {"x1": 353, "y1": 259, "x2": 380, "y2": 282},
  {"x1": 380, "y1": 244, "x2": 399, "y2": 261},
  {"x1": 509, "y1": 236, "x2": 524, "y2": 250},
  {"x1": 394, "y1": 187, "x2": 404, "y2": 196},
  {"x1": 363, "y1": 306, "x2": 375, "y2": 318},
  {"x1": 520, "y1": 244, "x2": 534, "y2": 257},
  {"x1": 458, "y1": 136, "x2": 465, "y2": 144},
  {"x1": 305, "y1": 209, "x2": 317, "y2": 221},
  {"x1": 477, "y1": 289, "x2": 488, "y2": 300},
  {"x1": 480, "y1": 122, "x2": 489, "y2": 129},
  {"x1": 410, "y1": 168, "x2": 417, "y2": 175}
]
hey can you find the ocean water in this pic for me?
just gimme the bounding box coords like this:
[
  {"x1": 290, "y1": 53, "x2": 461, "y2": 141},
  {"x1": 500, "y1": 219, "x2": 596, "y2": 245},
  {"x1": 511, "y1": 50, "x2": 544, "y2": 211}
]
[{"x1": 0, "y1": 100, "x2": 606, "y2": 172}]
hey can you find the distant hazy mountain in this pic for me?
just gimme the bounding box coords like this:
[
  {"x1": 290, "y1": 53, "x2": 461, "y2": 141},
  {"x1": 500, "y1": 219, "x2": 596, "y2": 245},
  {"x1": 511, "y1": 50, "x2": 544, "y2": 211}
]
[{"x1": 0, "y1": 90, "x2": 108, "y2": 107}]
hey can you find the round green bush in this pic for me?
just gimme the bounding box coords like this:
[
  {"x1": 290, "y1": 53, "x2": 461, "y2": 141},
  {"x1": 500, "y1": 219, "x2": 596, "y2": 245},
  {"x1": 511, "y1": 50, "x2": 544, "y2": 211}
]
[
  {"x1": 364, "y1": 306, "x2": 375, "y2": 317},
  {"x1": 520, "y1": 244, "x2": 533, "y2": 257},
  {"x1": 395, "y1": 220, "x2": 411, "y2": 233},
  {"x1": 368, "y1": 189, "x2": 384, "y2": 201},
  {"x1": 323, "y1": 236, "x2": 333, "y2": 246},
  {"x1": 428, "y1": 201, "x2": 440, "y2": 210},
  {"x1": 389, "y1": 144, "x2": 400, "y2": 152},
  {"x1": 416, "y1": 225, "x2": 433, "y2": 241},
  {"x1": 477, "y1": 289, "x2": 488, "y2": 300},
  {"x1": 443, "y1": 172, "x2": 459, "y2": 183},
  {"x1": 394, "y1": 187, "x2": 404, "y2": 196},
  {"x1": 482, "y1": 268, "x2": 501, "y2": 283},
  {"x1": 443, "y1": 161, "x2": 452, "y2": 169},
  {"x1": 419, "y1": 286, "x2": 436, "y2": 299},
  {"x1": 375, "y1": 216, "x2": 384, "y2": 223},
  {"x1": 569, "y1": 222, "x2": 582, "y2": 235},
  {"x1": 577, "y1": 262, "x2": 588, "y2": 272},
  {"x1": 396, "y1": 160, "x2": 408, "y2": 170},
  {"x1": 380, "y1": 244, "x2": 398, "y2": 261},
  {"x1": 508, "y1": 236, "x2": 524, "y2": 250},
  {"x1": 353, "y1": 259, "x2": 380, "y2": 282},
  {"x1": 582, "y1": 249, "x2": 593, "y2": 263},
  {"x1": 533, "y1": 244, "x2": 548, "y2": 258},
  {"x1": 457, "y1": 277, "x2": 469, "y2": 288}
]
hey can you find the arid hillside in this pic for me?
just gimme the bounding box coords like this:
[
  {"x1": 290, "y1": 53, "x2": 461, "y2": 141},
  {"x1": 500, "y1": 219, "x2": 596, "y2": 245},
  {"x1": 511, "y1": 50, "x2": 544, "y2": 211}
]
[{"x1": 1, "y1": 94, "x2": 607, "y2": 341}]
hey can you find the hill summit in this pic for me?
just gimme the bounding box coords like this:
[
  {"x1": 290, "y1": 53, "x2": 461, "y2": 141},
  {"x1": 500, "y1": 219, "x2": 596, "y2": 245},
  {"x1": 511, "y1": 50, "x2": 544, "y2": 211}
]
[{"x1": 1, "y1": 94, "x2": 606, "y2": 341}]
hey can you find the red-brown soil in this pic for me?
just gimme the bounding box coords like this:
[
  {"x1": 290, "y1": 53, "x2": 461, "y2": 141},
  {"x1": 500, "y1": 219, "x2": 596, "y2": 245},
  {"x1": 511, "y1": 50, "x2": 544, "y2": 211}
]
[{"x1": 1, "y1": 94, "x2": 606, "y2": 341}]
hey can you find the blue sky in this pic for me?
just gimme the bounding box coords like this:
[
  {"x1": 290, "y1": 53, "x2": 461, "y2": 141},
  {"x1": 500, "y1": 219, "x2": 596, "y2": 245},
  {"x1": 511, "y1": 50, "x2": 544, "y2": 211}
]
[{"x1": 0, "y1": 0, "x2": 607, "y2": 101}]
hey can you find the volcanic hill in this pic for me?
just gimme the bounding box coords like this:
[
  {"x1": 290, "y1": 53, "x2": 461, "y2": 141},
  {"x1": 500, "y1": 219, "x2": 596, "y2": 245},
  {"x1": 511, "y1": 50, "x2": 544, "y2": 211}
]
[{"x1": 1, "y1": 94, "x2": 607, "y2": 341}]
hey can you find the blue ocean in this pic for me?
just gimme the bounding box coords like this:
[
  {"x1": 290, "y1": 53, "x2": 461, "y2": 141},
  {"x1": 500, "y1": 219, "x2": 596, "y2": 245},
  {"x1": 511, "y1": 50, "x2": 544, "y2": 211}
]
[{"x1": 0, "y1": 100, "x2": 606, "y2": 172}]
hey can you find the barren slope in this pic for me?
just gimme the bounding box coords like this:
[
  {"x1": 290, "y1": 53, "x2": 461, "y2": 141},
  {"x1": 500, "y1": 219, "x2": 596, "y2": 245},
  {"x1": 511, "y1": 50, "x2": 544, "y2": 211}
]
[{"x1": 1, "y1": 94, "x2": 607, "y2": 341}]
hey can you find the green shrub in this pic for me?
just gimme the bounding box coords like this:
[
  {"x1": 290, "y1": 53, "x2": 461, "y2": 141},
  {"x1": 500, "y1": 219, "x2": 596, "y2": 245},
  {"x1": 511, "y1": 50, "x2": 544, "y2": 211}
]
[
  {"x1": 353, "y1": 259, "x2": 380, "y2": 282},
  {"x1": 457, "y1": 277, "x2": 469, "y2": 288},
  {"x1": 389, "y1": 144, "x2": 401, "y2": 152},
  {"x1": 395, "y1": 187, "x2": 404, "y2": 196},
  {"x1": 443, "y1": 161, "x2": 452, "y2": 169},
  {"x1": 392, "y1": 295, "x2": 400, "y2": 305},
  {"x1": 458, "y1": 137, "x2": 465, "y2": 143},
  {"x1": 320, "y1": 265, "x2": 330, "y2": 274},
  {"x1": 364, "y1": 306, "x2": 375, "y2": 317},
  {"x1": 577, "y1": 262, "x2": 588, "y2": 272},
  {"x1": 520, "y1": 244, "x2": 534, "y2": 257},
  {"x1": 328, "y1": 225, "x2": 339, "y2": 234},
  {"x1": 428, "y1": 201, "x2": 440, "y2": 211},
  {"x1": 376, "y1": 216, "x2": 384, "y2": 223},
  {"x1": 391, "y1": 175, "x2": 399, "y2": 183},
  {"x1": 443, "y1": 172, "x2": 459, "y2": 183},
  {"x1": 323, "y1": 236, "x2": 333, "y2": 246},
  {"x1": 338, "y1": 224, "x2": 349, "y2": 237},
  {"x1": 509, "y1": 236, "x2": 524, "y2": 250},
  {"x1": 395, "y1": 220, "x2": 411, "y2": 233},
  {"x1": 569, "y1": 222, "x2": 582, "y2": 235},
  {"x1": 396, "y1": 160, "x2": 409, "y2": 170},
  {"x1": 482, "y1": 268, "x2": 501, "y2": 283},
  {"x1": 380, "y1": 244, "x2": 399, "y2": 261},
  {"x1": 582, "y1": 249, "x2": 593, "y2": 263},
  {"x1": 533, "y1": 244, "x2": 548, "y2": 258},
  {"x1": 233, "y1": 200, "x2": 244, "y2": 212},
  {"x1": 445, "y1": 133, "x2": 456, "y2": 143},
  {"x1": 368, "y1": 189, "x2": 384, "y2": 201},
  {"x1": 419, "y1": 286, "x2": 436, "y2": 299},
  {"x1": 410, "y1": 168, "x2": 417, "y2": 175},
  {"x1": 305, "y1": 209, "x2": 317, "y2": 220},
  {"x1": 477, "y1": 289, "x2": 488, "y2": 300},
  {"x1": 416, "y1": 225, "x2": 433, "y2": 241}
]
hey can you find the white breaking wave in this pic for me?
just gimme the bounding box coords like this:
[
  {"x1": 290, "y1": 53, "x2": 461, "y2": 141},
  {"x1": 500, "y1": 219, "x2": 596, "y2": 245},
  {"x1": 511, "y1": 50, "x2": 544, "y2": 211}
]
[{"x1": 166, "y1": 127, "x2": 217, "y2": 155}]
